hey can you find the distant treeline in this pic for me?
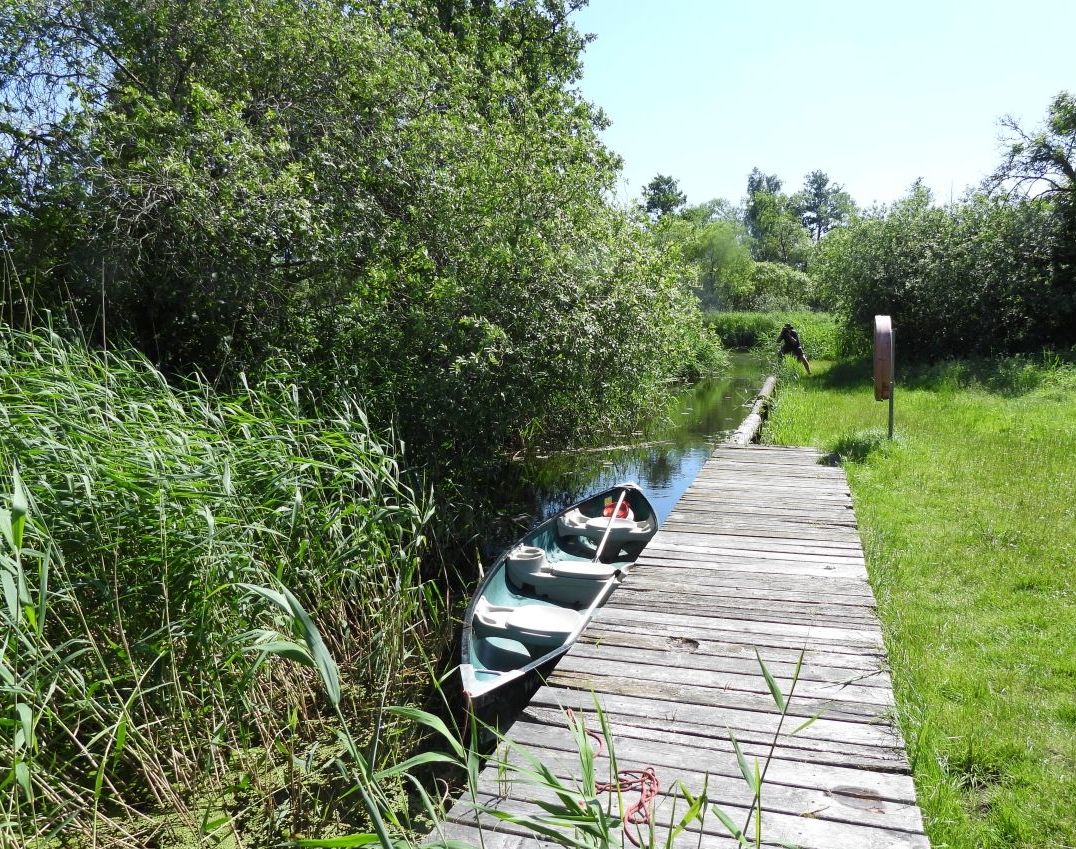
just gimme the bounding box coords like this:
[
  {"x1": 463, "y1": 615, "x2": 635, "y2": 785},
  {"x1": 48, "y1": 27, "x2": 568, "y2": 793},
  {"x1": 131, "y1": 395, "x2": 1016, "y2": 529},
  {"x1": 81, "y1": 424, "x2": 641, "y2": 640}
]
[
  {"x1": 0, "y1": 0, "x2": 720, "y2": 467},
  {"x1": 647, "y1": 93, "x2": 1076, "y2": 359}
]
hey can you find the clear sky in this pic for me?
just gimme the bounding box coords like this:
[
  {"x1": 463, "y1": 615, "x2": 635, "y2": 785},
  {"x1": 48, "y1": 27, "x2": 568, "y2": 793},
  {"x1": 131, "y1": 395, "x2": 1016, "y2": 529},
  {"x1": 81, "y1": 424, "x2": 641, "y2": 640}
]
[{"x1": 570, "y1": 0, "x2": 1076, "y2": 210}]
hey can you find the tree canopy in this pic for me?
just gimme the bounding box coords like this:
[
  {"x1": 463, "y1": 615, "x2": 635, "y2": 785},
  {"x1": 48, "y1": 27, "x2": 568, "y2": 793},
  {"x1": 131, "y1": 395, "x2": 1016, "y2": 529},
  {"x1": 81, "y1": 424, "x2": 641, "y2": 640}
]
[
  {"x1": 793, "y1": 170, "x2": 855, "y2": 242},
  {"x1": 989, "y1": 91, "x2": 1076, "y2": 199},
  {"x1": 642, "y1": 173, "x2": 687, "y2": 217},
  {"x1": 0, "y1": 0, "x2": 720, "y2": 462},
  {"x1": 743, "y1": 170, "x2": 812, "y2": 268}
]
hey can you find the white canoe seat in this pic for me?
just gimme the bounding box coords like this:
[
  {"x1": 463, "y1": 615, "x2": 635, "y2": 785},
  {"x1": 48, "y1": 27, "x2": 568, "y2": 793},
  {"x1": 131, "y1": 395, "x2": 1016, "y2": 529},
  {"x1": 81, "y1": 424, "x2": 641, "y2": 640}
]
[
  {"x1": 474, "y1": 599, "x2": 580, "y2": 648},
  {"x1": 557, "y1": 510, "x2": 590, "y2": 536},
  {"x1": 507, "y1": 605, "x2": 580, "y2": 646},
  {"x1": 547, "y1": 560, "x2": 617, "y2": 580},
  {"x1": 558, "y1": 510, "x2": 657, "y2": 545}
]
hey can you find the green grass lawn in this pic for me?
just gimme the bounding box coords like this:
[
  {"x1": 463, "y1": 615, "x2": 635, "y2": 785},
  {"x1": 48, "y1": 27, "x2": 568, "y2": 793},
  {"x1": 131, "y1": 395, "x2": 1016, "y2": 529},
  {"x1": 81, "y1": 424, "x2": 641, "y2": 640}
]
[{"x1": 765, "y1": 357, "x2": 1076, "y2": 849}]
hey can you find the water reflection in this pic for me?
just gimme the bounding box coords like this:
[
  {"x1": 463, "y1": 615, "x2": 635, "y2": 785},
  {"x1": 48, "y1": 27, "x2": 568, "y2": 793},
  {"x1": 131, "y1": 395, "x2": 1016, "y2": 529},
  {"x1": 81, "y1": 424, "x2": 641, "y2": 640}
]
[{"x1": 481, "y1": 352, "x2": 767, "y2": 559}]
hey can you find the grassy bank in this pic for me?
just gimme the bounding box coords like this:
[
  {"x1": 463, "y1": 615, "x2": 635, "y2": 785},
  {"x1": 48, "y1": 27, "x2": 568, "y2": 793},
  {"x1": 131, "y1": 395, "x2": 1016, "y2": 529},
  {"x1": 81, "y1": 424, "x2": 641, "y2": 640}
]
[
  {"x1": 765, "y1": 357, "x2": 1075, "y2": 849},
  {"x1": 705, "y1": 311, "x2": 839, "y2": 359}
]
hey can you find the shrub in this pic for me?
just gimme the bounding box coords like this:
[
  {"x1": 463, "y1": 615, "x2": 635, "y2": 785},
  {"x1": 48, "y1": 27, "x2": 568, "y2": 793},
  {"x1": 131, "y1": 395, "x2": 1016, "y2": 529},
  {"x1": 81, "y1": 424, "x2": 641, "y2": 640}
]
[{"x1": 812, "y1": 186, "x2": 1075, "y2": 358}]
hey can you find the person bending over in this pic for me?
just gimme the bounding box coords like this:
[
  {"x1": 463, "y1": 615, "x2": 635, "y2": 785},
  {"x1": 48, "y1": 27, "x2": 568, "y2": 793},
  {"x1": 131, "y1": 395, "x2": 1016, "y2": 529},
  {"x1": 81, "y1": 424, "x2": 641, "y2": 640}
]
[{"x1": 777, "y1": 323, "x2": 811, "y2": 374}]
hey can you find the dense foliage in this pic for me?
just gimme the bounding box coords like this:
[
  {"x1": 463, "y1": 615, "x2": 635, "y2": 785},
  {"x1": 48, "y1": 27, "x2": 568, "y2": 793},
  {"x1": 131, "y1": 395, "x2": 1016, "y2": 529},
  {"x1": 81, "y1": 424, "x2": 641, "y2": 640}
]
[
  {"x1": 0, "y1": 327, "x2": 440, "y2": 846},
  {"x1": 0, "y1": 0, "x2": 720, "y2": 464},
  {"x1": 743, "y1": 168, "x2": 813, "y2": 268},
  {"x1": 647, "y1": 169, "x2": 847, "y2": 313},
  {"x1": 812, "y1": 184, "x2": 1075, "y2": 358},
  {"x1": 807, "y1": 94, "x2": 1076, "y2": 359}
]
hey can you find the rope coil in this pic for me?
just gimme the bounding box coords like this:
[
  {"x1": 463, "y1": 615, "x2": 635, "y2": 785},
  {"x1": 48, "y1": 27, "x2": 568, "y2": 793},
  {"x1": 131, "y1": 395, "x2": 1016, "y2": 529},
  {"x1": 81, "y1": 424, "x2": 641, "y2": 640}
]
[{"x1": 567, "y1": 709, "x2": 660, "y2": 847}]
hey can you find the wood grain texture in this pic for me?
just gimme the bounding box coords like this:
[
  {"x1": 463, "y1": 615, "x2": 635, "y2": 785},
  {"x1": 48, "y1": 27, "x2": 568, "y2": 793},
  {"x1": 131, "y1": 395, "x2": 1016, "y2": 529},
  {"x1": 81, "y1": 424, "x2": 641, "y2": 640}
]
[{"x1": 433, "y1": 444, "x2": 929, "y2": 848}]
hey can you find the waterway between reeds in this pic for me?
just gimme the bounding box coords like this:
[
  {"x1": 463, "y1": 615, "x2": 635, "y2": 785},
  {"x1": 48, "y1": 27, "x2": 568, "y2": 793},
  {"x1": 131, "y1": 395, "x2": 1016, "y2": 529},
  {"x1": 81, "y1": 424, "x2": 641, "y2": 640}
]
[{"x1": 478, "y1": 350, "x2": 769, "y2": 562}]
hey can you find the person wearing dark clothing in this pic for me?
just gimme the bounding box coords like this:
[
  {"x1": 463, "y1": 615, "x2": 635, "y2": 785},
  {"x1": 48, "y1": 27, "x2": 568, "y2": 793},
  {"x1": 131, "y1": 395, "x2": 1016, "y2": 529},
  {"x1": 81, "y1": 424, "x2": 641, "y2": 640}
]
[{"x1": 777, "y1": 323, "x2": 811, "y2": 374}]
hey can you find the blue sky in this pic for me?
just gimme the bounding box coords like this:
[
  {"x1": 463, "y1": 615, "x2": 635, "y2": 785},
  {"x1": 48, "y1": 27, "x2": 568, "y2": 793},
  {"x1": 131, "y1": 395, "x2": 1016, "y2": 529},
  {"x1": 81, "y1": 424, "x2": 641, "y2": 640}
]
[{"x1": 571, "y1": 0, "x2": 1076, "y2": 210}]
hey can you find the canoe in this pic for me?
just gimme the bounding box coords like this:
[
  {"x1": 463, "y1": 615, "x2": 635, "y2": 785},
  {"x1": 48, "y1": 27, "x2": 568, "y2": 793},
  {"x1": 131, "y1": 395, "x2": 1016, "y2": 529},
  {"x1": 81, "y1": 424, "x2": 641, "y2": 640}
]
[{"x1": 460, "y1": 483, "x2": 659, "y2": 703}]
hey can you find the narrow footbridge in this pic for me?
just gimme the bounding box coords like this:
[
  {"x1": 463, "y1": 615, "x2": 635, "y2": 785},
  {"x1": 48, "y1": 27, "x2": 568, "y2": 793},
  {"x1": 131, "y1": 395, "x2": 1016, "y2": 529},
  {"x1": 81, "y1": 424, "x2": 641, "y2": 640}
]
[{"x1": 437, "y1": 444, "x2": 929, "y2": 849}]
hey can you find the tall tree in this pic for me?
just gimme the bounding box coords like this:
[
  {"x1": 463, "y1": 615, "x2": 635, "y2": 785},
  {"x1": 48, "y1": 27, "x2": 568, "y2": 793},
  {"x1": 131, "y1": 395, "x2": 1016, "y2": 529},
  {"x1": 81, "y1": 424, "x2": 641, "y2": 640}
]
[
  {"x1": 743, "y1": 168, "x2": 810, "y2": 267},
  {"x1": 988, "y1": 91, "x2": 1076, "y2": 200},
  {"x1": 0, "y1": 0, "x2": 716, "y2": 464},
  {"x1": 643, "y1": 173, "x2": 686, "y2": 217},
  {"x1": 794, "y1": 170, "x2": 854, "y2": 242}
]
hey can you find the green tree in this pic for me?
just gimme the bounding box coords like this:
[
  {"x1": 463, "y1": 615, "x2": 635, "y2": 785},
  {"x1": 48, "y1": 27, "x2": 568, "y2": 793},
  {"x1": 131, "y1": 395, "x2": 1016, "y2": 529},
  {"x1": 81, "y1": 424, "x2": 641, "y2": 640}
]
[
  {"x1": 743, "y1": 167, "x2": 811, "y2": 267},
  {"x1": 793, "y1": 170, "x2": 855, "y2": 242},
  {"x1": 649, "y1": 200, "x2": 753, "y2": 309},
  {"x1": 989, "y1": 91, "x2": 1076, "y2": 199},
  {"x1": 643, "y1": 173, "x2": 687, "y2": 217},
  {"x1": 0, "y1": 0, "x2": 720, "y2": 463}
]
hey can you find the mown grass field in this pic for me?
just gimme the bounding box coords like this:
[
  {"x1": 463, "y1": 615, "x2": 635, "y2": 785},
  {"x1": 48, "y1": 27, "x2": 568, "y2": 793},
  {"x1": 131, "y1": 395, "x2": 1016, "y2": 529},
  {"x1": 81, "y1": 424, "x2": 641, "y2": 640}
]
[{"x1": 765, "y1": 357, "x2": 1075, "y2": 849}]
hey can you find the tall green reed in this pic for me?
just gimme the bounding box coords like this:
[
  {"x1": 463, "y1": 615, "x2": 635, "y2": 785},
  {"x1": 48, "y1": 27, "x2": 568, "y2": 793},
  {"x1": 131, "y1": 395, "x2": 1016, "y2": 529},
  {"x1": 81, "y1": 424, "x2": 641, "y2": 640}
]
[{"x1": 0, "y1": 327, "x2": 445, "y2": 846}]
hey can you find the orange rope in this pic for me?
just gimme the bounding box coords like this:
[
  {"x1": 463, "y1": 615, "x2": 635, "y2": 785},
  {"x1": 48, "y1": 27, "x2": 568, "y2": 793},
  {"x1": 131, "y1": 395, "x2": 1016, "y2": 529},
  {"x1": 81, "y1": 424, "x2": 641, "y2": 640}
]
[{"x1": 567, "y1": 710, "x2": 660, "y2": 847}]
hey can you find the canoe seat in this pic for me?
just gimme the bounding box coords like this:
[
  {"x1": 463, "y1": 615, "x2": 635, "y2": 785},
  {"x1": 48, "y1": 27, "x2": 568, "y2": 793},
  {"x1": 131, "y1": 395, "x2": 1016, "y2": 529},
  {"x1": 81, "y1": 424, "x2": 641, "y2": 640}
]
[
  {"x1": 506, "y1": 544, "x2": 549, "y2": 586},
  {"x1": 474, "y1": 599, "x2": 581, "y2": 647},
  {"x1": 559, "y1": 509, "x2": 656, "y2": 545},
  {"x1": 547, "y1": 560, "x2": 617, "y2": 580}
]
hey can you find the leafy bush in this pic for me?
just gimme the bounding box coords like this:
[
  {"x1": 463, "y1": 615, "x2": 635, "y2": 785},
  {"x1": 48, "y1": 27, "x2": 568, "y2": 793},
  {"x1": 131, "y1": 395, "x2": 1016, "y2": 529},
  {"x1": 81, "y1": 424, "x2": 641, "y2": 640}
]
[
  {"x1": 812, "y1": 185, "x2": 1075, "y2": 358},
  {"x1": 0, "y1": 0, "x2": 719, "y2": 463},
  {"x1": 746, "y1": 262, "x2": 818, "y2": 311},
  {"x1": 0, "y1": 328, "x2": 440, "y2": 845}
]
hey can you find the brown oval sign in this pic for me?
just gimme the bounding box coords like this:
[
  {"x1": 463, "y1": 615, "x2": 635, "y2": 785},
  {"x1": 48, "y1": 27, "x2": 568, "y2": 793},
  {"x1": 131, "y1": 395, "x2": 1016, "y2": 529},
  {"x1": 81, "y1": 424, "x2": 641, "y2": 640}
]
[{"x1": 874, "y1": 315, "x2": 894, "y2": 401}]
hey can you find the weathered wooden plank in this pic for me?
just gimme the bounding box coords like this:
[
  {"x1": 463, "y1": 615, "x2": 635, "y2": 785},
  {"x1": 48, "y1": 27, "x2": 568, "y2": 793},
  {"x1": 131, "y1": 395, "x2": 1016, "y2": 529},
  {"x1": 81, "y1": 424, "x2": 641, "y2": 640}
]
[
  {"x1": 608, "y1": 594, "x2": 882, "y2": 629},
  {"x1": 662, "y1": 520, "x2": 864, "y2": 544},
  {"x1": 552, "y1": 652, "x2": 895, "y2": 707},
  {"x1": 621, "y1": 573, "x2": 878, "y2": 606},
  {"x1": 504, "y1": 717, "x2": 917, "y2": 800},
  {"x1": 625, "y1": 562, "x2": 877, "y2": 600},
  {"x1": 631, "y1": 555, "x2": 869, "y2": 581},
  {"x1": 575, "y1": 631, "x2": 892, "y2": 681},
  {"x1": 478, "y1": 746, "x2": 923, "y2": 832},
  {"x1": 431, "y1": 819, "x2": 573, "y2": 849},
  {"x1": 690, "y1": 475, "x2": 850, "y2": 493},
  {"x1": 652, "y1": 530, "x2": 865, "y2": 556},
  {"x1": 611, "y1": 588, "x2": 880, "y2": 620},
  {"x1": 592, "y1": 607, "x2": 885, "y2": 648},
  {"x1": 455, "y1": 783, "x2": 929, "y2": 849},
  {"x1": 518, "y1": 703, "x2": 908, "y2": 771},
  {"x1": 443, "y1": 798, "x2": 747, "y2": 849},
  {"x1": 638, "y1": 542, "x2": 868, "y2": 564},
  {"x1": 528, "y1": 686, "x2": 901, "y2": 749},
  {"x1": 547, "y1": 669, "x2": 888, "y2": 723},
  {"x1": 672, "y1": 508, "x2": 858, "y2": 526},
  {"x1": 584, "y1": 620, "x2": 887, "y2": 664},
  {"x1": 564, "y1": 641, "x2": 894, "y2": 692}
]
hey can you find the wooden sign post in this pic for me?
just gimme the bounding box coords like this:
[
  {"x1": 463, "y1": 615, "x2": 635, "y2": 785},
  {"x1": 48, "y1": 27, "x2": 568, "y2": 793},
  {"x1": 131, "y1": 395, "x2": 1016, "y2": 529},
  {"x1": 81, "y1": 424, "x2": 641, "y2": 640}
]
[{"x1": 874, "y1": 315, "x2": 895, "y2": 438}]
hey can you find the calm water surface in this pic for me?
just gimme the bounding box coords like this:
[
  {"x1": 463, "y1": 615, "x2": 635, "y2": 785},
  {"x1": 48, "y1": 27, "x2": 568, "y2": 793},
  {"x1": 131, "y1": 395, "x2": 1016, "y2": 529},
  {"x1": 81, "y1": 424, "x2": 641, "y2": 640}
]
[{"x1": 480, "y1": 351, "x2": 768, "y2": 560}]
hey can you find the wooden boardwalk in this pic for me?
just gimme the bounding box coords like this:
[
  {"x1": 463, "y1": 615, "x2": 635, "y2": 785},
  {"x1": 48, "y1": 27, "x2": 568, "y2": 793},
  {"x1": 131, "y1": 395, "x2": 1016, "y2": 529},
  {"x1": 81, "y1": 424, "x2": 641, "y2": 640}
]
[{"x1": 437, "y1": 444, "x2": 929, "y2": 849}]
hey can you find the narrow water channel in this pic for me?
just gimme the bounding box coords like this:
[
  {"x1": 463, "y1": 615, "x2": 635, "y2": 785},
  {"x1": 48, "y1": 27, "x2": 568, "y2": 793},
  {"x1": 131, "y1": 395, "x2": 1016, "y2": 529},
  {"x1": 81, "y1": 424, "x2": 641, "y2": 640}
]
[{"x1": 480, "y1": 351, "x2": 768, "y2": 561}]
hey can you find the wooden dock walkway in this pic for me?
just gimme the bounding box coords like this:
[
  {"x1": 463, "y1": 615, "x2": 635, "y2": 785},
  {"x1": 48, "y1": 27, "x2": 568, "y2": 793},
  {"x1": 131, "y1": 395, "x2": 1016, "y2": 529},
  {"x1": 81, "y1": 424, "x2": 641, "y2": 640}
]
[{"x1": 437, "y1": 444, "x2": 929, "y2": 849}]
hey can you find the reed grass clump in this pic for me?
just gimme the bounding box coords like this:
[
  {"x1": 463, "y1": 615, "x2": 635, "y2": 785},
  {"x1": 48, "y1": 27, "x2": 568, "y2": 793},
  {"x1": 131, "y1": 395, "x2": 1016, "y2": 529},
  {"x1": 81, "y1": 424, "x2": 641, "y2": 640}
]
[
  {"x1": 0, "y1": 327, "x2": 443, "y2": 846},
  {"x1": 704, "y1": 311, "x2": 839, "y2": 360}
]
